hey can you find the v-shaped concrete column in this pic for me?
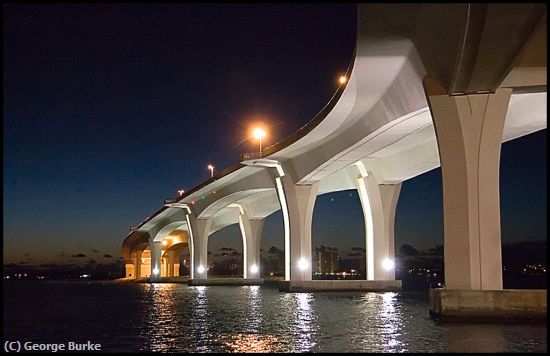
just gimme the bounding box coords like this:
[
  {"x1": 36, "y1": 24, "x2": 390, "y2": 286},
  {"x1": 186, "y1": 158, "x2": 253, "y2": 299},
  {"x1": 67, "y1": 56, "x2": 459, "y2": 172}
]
[
  {"x1": 276, "y1": 175, "x2": 319, "y2": 281},
  {"x1": 236, "y1": 209, "x2": 265, "y2": 279},
  {"x1": 425, "y1": 77, "x2": 511, "y2": 290},
  {"x1": 166, "y1": 252, "x2": 175, "y2": 277},
  {"x1": 355, "y1": 167, "x2": 401, "y2": 280},
  {"x1": 149, "y1": 240, "x2": 162, "y2": 281},
  {"x1": 187, "y1": 215, "x2": 212, "y2": 280},
  {"x1": 133, "y1": 251, "x2": 141, "y2": 278}
]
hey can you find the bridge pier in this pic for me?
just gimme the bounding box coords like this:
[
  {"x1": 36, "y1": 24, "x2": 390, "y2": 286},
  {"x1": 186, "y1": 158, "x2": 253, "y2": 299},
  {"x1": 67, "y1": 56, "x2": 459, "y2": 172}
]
[
  {"x1": 149, "y1": 240, "x2": 162, "y2": 282},
  {"x1": 423, "y1": 79, "x2": 547, "y2": 320},
  {"x1": 277, "y1": 175, "x2": 319, "y2": 282},
  {"x1": 236, "y1": 209, "x2": 264, "y2": 279},
  {"x1": 425, "y1": 80, "x2": 511, "y2": 291},
  {"x1": 134, "y1": 251, "x2": 141, "y2": 278},
  {"x1": 355, "y1": 166, "x2": 401, "y2": 281},
  {"x1": 187, "y1": 215, "x2": 212, "y2": 280},
  {"x1": 166, "y1": 251, "x2": 175, "y2": 277}
]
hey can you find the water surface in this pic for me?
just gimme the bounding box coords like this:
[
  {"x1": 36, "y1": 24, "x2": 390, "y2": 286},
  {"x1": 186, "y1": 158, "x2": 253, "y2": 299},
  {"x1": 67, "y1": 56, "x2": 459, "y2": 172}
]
[{"x1": 3, "y1": 281, "x2": 547, "y2": 352}]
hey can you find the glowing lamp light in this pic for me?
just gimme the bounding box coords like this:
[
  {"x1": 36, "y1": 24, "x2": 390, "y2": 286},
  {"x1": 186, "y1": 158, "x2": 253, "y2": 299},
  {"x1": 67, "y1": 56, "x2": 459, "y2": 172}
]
[
  {"x1": 382, "y1": 258, "x2": 395, "y2": 271},
  {"x1": 339, "y1": 75, "x2": 347, "y2": 84},
  {"x1": 298, "y1": 258, "x2": 308, "y2": 271},
  {"x1": 207, "y1": 164, "x2": 214, "y2": 178},
  {"x1": 250, "y1": 264, "x2": 259, "y2": 274},
  {"x1": 252, "y1": 127, "x2": 267, "y2": 140},
  {"x1": 251, "y1": 126, "x2": 268, "y2": 154},
  {"x1": 197, "y1": 265, "x2": 205, "y2": 274},
  {"x1": 177, "y1": 189, "x2": 185, "y2": 196},
  {"x1": 152, "y1": 267, "x2": 160, "y2": 276},
  {"x1": 162, "y1": 240, "x2": 168, "y2": 246}
]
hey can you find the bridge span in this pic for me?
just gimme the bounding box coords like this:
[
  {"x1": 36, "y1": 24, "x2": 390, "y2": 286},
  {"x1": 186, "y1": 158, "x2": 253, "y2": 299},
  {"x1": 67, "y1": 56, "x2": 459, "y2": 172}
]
[{"x1": 121, "y1": 4, "x2": 546, "y2": 319}]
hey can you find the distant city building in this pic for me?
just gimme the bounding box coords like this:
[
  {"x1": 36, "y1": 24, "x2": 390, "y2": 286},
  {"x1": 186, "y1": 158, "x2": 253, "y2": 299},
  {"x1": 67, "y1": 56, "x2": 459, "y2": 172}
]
[
  {"x1": 315, "y1": 245, "x2": 340, "y2": 274},
  {"x1": 264, "y1": 246, "x2": 285, "y2": 276}
]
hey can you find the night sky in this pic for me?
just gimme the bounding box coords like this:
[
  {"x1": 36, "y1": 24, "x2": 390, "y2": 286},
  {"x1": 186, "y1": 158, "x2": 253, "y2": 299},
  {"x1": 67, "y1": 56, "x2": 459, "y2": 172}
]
[{"x1": 4, "y1": 4, "x2": 546, "y2": 266}]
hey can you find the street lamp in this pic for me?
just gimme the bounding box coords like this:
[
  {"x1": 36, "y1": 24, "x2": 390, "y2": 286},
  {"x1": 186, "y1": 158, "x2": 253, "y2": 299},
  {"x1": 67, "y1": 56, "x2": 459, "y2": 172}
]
[
  {"x1": 177, "y1": 189, "x2": 185, "y2": 196},
  {"x1": 252, "y1": 127, "x2": 267, "y2": 154},
  {"x1": 207, "y1": 164, "x2": 214, "y2": 178},
  {"x1": 339, "y1": 75, "x2": 347, "y2": 84}
]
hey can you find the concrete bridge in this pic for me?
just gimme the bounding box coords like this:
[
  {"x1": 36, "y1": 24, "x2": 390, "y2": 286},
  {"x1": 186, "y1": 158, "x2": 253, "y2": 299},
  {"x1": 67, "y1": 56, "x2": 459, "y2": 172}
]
[{"x1": 121, "y1": 4, "x2": 546, "y2": 319}]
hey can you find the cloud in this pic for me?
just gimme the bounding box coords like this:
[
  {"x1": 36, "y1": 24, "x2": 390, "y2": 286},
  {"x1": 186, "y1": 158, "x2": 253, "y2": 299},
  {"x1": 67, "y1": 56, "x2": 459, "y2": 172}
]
[
  {"x1": 220, "y1": 247, "x2": 234, "y2": 251},
  {"x1": 103, "y1": 254, "x2": 112, "y2": 258},
  {"x1": 92, "y1": 249, "x2": 99, "y2": 253},
  {"x1": 351, "y1": 247, "x2": 366, "y2": 252},
  {"x1": 72, "y1": 253, "x2": 87, "y2": 258}
]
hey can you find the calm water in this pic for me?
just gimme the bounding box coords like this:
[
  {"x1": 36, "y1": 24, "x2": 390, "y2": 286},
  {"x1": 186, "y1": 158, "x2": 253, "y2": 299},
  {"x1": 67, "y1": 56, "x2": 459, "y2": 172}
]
[{"x1": 3, "y1": 281, "x2": 547, "y2": 353}]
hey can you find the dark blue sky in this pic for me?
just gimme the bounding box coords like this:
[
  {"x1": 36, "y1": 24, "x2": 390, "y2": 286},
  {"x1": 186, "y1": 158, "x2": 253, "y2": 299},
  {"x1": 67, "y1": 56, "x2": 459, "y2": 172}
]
[{"x1": 4, "y1": 4, "x2": 546, "y2": 265}]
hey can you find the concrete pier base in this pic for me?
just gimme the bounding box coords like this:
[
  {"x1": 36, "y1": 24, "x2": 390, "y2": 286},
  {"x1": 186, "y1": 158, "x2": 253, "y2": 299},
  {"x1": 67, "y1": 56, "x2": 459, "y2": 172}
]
[
  {"x1": 279, "y1": 280, "x2": 401, "y2": 292},
  {"x1": 188, "y1": 278, "x2": 263, "y2": 286},
  {"x1": 429, "y1": 288, "x2": 547, "y2": 322}
]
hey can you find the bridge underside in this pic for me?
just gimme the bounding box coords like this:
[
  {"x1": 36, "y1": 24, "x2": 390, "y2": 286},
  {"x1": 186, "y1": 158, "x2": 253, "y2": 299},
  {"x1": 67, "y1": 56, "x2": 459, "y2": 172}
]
[{"x1": 121, "y1": 4, "x2": 546, "y2": 317}]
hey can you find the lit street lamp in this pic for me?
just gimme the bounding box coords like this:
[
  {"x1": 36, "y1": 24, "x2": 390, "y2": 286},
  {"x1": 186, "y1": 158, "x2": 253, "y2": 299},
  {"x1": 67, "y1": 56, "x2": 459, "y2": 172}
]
[
  {"x1": 208, "y1": 164, "x2": 214, "y2": 178},
  {"x1": 252, "y1": 127, "x2": 267, "y2": 154}
]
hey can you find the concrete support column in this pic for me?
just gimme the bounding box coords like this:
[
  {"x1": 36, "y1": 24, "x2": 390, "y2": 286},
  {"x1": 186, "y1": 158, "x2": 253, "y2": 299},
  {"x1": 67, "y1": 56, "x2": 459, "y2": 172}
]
[
  {"x1": 276, "y1": 175, "x2": 319, "y2": 281},
  {"x1": 380, "y1": 183, "x2": 402, "y2": 280},
  {"x1": 237, "y1": 209, "x2": 265, "y2": 279},
  {"x1": 356, "y1": 169, "x2": 401, "y2": 280},
  {"x1": 149, "y1": 240, "x2": 162, "y2": 281},
  {"x1": 134, "y1": 251, "x2": 142, "y2": 278},
  {"x1": 167, "y1": 252, "x2": 174, "y2": 277},
  {"x1": 425, "y1": 77, "x2": 511, "y2": 290},
  {"x1": 124, "y1": 258, "x2": 135, "y2": 279},
  {"x1": 187, "y1": 215, "x2": 212, "y2": 280}
]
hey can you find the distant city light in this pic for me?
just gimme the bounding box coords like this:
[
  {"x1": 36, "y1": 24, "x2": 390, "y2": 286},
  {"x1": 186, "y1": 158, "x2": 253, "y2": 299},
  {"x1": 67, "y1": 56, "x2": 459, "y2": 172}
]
[
  {"x1": 339, "y1": 75, "x2": 347, "y2": 84},
  {"x1": 197, "y1": 265, "x2": 205, "y2": 274},
  {"x1": 298, "y1": 258, "x2": 308, "y2": 271},
  {"x1": 382, "y1": 258, "x2": 394, "y2": 271},
  {"x1": 250, "y1": 264, "x2": 259, "y2": 274}
]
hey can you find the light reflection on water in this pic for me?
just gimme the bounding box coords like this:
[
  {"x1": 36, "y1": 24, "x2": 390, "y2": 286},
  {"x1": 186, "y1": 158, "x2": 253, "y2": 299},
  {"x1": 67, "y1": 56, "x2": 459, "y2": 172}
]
[
  {"x1": 3, "y1": 282, "x2": 547, "y2": 353},
  {"x1": 291, "y1": 293, "x2": 318, "y2": 352}
]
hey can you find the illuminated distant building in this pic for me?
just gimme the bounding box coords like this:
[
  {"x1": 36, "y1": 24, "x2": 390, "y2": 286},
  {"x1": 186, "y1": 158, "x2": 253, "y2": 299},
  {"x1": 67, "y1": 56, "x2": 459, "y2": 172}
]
[{"x1": 315, "y1": 245, "x2": 340, "y2": 273}]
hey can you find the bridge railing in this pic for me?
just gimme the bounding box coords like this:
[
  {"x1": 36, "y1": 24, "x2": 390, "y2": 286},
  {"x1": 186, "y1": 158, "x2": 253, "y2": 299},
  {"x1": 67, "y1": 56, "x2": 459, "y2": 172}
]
[{"x1": 240, "y1": 151, "x2": 263, "y2": 161}]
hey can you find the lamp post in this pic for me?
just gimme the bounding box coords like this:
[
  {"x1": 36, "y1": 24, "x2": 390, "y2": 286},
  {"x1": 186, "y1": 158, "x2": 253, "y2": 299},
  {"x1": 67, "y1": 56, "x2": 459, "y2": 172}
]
[
  {"x1": 252, "y1": 127, "x2": 267, "y2": 155},
  {"x1": 207, "y1": 164, "x2": 214, "y2": 178}
]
